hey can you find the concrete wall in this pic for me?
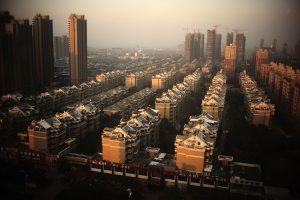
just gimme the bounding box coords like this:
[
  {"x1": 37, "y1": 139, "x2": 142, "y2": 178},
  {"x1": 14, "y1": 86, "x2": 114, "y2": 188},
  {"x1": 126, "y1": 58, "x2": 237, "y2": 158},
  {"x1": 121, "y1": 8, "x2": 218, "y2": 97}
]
[
  {"x1": 102, "y1": 138, "x2": 126, "y2": 163},
  {"x1": 176, "y1": 146, "x2": 205, "y2": 173}
]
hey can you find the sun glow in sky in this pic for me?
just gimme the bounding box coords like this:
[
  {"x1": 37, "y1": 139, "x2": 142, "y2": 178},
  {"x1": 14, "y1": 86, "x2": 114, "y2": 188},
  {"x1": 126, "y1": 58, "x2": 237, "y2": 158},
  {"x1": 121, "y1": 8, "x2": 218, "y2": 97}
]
[{"x1": 1, "y1": 0, "x2": 300, "y2": 50}]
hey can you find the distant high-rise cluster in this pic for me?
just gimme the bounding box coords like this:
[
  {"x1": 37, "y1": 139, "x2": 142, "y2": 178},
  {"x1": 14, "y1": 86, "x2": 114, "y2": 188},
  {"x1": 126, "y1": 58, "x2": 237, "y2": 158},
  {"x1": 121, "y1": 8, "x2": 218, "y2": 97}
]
[
  {"x1": 224, "y1": 44, "x2": 237, "y2": 79},
  {"x1": 54, "y1": 35, "x2": 69, "y2": 60},
  {"x1": 235, "y1": 33, "x2": 246, "y2": 64},
  {"x1": 205, "y1": 30, "x2": 223, "y2": 64},
  {"x1": 68, "y1": 14, "x2": 87, "y2": 85},
  {"x1": 260, "y1": 38, "x2": 277, "y2": 52},
  {"x1": 255, "y1": 49, "x2": 269, "y2": 76},
  {"x1": 206, "y1": 29, "x2": 216, "y2": 63},
  {"x1": 282, "y1": 42, "x2": 288, "y2": 59},
  {"x1": 226, "y1": 32, "x2": 234, "y2": 45},
  {"x1": 223, "y1": 32, "x2": 246, "y2": 79},
  {"x1": 260, "y1": 38, "x2": 264, "y2": 49},
  {"x1": 214, "y1": 34, "x2": 222, "y2": 61},
  {"x1": 184, "y1": 33, "x2": 193, "y2": 62},
  {"x1": 184, "y1": 32, "x2": 204, "y2": 63},
  {"x1": 257, "y1": 38, "x2": 277, "y2": 62},
  {"x1": 184, "y1": 29, "x2": 246, "y2": 66}
]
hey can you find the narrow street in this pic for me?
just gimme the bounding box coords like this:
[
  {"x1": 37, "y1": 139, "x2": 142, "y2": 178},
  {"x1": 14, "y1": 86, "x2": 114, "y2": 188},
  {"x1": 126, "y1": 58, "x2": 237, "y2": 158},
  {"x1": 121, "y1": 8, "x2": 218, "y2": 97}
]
[{"x1": 215, "y1": 86, "x2": 246, "y2": 156}]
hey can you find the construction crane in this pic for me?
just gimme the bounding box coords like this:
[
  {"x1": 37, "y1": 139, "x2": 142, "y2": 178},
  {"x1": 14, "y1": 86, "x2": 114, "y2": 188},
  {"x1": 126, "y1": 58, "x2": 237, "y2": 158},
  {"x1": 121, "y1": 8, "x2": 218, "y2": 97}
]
[
  {"x1": 211, "y1": 24, "x2": 232, "y2": 33},
  {"x1": 182, "y1": 27, "x2": 204, "y2": 33},
  {"x1": 232, "y1": 28, "x2": 248, "y2": 34},
  {"x1": 182, "y1": 26, "x2": 189, "y2": 33},
  {"x1": 212, "y1": 24, "x2": 220, "y2": 31}
]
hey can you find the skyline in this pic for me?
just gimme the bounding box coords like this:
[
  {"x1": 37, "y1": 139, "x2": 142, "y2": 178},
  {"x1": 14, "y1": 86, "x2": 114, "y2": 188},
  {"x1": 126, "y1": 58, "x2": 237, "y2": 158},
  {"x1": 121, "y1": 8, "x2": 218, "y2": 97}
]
[
  {"x1": 1, "y1": 0, "x2": 300, "y2": 51},
  {"x1": 1, "y1": 1, "x2": 300, "y2": 199}
]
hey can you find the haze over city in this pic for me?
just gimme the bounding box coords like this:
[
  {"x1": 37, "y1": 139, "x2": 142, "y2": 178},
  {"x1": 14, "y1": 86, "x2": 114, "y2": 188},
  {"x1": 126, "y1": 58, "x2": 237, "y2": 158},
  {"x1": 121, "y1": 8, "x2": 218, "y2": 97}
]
[
  {"x1": 1, "y1": 0, "x2": 300, "y2": 50},
  {"x1": 1, "y1": 0, "x2": 300, "y2": 199}
]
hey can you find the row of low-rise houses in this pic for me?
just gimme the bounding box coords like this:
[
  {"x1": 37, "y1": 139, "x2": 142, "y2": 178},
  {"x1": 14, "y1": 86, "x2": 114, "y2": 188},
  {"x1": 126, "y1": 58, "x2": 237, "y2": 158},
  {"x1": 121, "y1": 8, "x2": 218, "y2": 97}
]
[
  {"x1": 121, "y1": 58, "x2": 168, "y2": 74},
  {"x1": 255, "y1": 61, "x2": 300, "y2": 121},
  {"x1": 125, "y1": 71, "x2": 150, "y2": 90},
  {"x1": 201, "y1": 70, "x2": 227, "y2": 121},
  {"x1": 175, "y1": 112, "x2": 219, "y2": 173},
  {"x1": 101, "y1": 107, "x2": 161, "y2": 163},
  {"x1": 1, "y1": 69, "x2": 127, "y2": 118},
  {"x1": 34, "y1": 60, "x2": 186, "y2": 116},
  {"x1": 101, "y1": 69, "x2": 222, "y2": 171},
  {"x1": 174, "y1": 70, "x2": 227, "y2": 173},
  {"x1": 0, "y1": 59, "x2": 190, "y2": 141},
  {"x1": 0, "y1": 59, "x2": 183, "y2": 117},
  {"x1": 125, "y1": 65, "x2": 177, "y2": 90},
  {"x1": 94, "y1": 59, "x2": 170, "y2": 89},
  {"x1": 18, "y1": 102, "x2": 100, "y2": 155},
  {"x1": 0, "y1": 86, "x2": 127, "y2": 140},
  {"x1": 81, "y1": 86, "x2": 127, "y2": 109},
  {"x1": 151, "y1": 69, "x2": 177, "y2": 90},
  {"x1": 94, "y1": 60, "x2": 174, "y2": 92},
  {"x1": 1, "y1": 80, "x2": 103, "y2": 117},
  {"x1": 124, "y1": 59, "x2": 198, "y2": 91},
  {"x1": 34, "y1": 81, "x2": 102, "y2": 116},
  {"x1": 0, "y1": 101, "x2": 40, "y2": 140},
  {"x1": 103, "y1": 88, "x2": 156, "y2": 116},
  {"x1": 184, "y1": 70, "x2": 203, "y2": 92},
  {"x1": 150, "y1": 61, "x2": 200, "y2": 92},
  {"x1": 239, "y1": 71, "x2": 275, "y2": 126},
  {"x1": 95, "y1": 70, "x2": 125, "y2": 91},
  {"x1": 155, "y1": 68, "x2": 202, "y2": 128}
]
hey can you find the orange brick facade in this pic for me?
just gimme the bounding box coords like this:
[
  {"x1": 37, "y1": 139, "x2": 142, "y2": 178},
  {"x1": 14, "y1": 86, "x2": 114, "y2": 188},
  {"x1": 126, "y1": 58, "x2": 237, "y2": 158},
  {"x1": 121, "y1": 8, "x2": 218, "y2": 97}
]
[{"x1": 256, "y1": 62, "x2": 300, "y2": 120}]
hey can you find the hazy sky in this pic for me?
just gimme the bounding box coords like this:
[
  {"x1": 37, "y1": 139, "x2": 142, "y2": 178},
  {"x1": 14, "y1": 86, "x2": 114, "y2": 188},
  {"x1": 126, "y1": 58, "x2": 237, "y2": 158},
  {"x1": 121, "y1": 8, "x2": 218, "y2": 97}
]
[{"x1": 1, "y1": 0, "x2": 300, "y2": 51}]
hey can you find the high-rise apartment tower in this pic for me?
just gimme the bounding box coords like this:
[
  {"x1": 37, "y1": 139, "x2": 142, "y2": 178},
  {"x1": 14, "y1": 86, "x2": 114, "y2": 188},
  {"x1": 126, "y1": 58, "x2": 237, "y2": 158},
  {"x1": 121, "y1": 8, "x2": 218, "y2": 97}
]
[
  {"x1": 68, "y1": 14, "x2": 87, "y2": 85},
  {"x1": 33, "y1": 14, "x2": 54, "y2": 89}
]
